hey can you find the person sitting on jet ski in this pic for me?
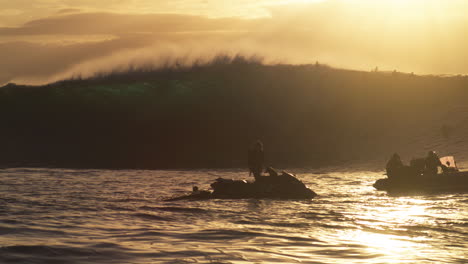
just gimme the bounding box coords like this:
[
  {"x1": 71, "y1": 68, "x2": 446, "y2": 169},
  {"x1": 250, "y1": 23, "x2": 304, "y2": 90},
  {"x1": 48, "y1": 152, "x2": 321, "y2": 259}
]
[
  {"x1": 192, "y1": 186, "x2": 200, "y2": 194},
  {"x1": 424, "y1": 151, "x2": 443, "y2": 176},
  {"x1": 386, "y1": 153, "x2": 404, "y2": 179},
  {"x1": 190, "y1": 186, "x2": 211, "y2": 198}
]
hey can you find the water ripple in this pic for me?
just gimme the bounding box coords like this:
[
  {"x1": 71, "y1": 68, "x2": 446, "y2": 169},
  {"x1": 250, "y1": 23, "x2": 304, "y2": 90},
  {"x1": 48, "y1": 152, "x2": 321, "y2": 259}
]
[{"x1": 0, "y1": 168, "x2": 466, "y2": 263}]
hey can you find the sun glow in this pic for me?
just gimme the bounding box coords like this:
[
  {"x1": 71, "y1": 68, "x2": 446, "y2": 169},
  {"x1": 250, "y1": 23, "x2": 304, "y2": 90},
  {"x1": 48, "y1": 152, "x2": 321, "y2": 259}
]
[
  {"x1": 344, "y1": 231, "x2": 430, "y2": 263},
  {"x1": 338, "y1": 199, "x2": 435, "y2": 263},
  {"x1": 339, "y1": 0, "x2": 455, "y2": 22}
]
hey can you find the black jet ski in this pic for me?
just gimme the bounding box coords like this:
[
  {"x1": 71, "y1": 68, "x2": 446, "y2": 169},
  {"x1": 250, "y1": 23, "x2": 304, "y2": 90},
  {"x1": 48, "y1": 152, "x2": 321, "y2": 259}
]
[
  {"x1": 164, "y1": 172, "x2": 316, "y2": 201},
  {"x1": 374, "y1": 155, "x2": 468, "y2": 193},
  {"x1": 374, "y1": 171, "x2": 468, "y2": 193}
]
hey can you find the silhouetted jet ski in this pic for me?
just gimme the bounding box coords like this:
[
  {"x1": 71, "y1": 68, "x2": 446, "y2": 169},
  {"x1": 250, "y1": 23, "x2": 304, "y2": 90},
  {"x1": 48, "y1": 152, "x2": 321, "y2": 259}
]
[
  {"x1": 164, "y1": 172, "x2": 316, "y2": 201},
  {"x1": 374, "y1": 171, "x2": 468, "y2": 193}
]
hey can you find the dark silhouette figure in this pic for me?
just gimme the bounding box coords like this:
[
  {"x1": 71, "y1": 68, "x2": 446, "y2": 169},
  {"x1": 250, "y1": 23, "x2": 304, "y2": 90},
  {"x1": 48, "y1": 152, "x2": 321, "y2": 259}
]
[
  {"x1": 425, "y1": 151, "x2": 443, "y2": 176},
  {"x1": 386, "y1": 153, "x2": 404, "y2": 179},
  {"x1": 248, "y1": 140, "x2": 264, "y2": 181},
  {"x1": 191, "y1": 186, "x2": 211, "y2": 197}
]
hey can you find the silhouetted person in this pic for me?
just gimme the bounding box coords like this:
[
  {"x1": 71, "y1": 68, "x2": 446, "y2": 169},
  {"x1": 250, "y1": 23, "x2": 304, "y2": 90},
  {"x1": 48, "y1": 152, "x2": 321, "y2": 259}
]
[
  {"x1": 386, "y1": 153, "x2": 404, "y2": 179},
  {"x1": 190, "y1": 185, "x2": 211, "y2": 198},
  {"x1": 425, "y1": 151, "x2": 442, "y2": 176},
  {"x1": 248, "y1": 140, "x2": 264, "y2": 181}
]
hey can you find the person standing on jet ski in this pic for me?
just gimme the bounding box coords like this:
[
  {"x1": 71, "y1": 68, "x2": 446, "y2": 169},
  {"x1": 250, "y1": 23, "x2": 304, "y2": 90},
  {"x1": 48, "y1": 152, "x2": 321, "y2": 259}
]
[{"x1": 248, "y1": 140, "x2": 264, "y2": 181}]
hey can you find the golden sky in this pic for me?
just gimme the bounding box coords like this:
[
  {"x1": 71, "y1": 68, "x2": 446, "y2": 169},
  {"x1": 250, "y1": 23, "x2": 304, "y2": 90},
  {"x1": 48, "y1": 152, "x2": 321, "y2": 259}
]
[{"x1": 1, "y1": 0, "x2": 467, "y2": 85}]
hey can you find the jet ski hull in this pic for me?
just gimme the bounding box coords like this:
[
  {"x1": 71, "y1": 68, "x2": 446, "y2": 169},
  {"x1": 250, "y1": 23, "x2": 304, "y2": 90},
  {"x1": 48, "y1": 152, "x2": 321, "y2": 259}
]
[
  {"x1": 374, "y1": 171, "x2": 468, "y2": 193},
  {"x1": 164, "y1": 173, "x2": 316, "y2": 201}
]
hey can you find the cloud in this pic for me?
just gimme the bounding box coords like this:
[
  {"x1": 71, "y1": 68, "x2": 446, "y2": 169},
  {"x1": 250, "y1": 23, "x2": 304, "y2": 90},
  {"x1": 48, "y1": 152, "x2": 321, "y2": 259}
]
[
  {"x1": 0, "y1": 12, "x2": 254, "y2": 36},
  {"x1": 1, "y1": 1, "x2": 468, "y2": 85}
]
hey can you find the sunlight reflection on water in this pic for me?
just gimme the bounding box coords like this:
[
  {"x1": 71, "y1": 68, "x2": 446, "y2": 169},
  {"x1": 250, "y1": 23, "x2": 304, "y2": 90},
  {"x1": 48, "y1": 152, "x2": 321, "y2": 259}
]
[
  {"x1": 0, "y1": 168, "x2": 466, "y2": 263},
  {"x1": 341, "y1": 230, "x2": 431, "y2": 264}
]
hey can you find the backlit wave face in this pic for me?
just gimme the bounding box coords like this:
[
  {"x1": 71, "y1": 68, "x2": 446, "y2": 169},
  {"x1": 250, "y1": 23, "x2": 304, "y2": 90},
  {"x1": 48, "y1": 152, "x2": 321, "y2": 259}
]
[{"x1": 0, "y1": 0, "x2": 467, "y2": 85}]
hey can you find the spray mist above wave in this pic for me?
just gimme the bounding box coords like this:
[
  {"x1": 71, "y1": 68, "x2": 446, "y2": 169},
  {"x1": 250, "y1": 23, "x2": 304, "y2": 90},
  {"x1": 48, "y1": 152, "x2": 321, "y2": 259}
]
[{"x1": 9, "y1": 41, "x2": 279, "y2": 86}]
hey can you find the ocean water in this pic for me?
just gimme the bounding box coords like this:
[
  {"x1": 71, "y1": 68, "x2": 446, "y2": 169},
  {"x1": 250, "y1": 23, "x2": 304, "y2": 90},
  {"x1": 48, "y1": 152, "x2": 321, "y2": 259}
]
[{"x1": 0, "y1": 168, "x2": 466, "y2": 264}]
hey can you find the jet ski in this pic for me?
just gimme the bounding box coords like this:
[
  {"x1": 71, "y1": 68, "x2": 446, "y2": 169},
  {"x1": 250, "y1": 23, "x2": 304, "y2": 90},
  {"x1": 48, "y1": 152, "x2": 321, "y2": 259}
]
[
  {"x1": 164, "y1": 171, "x2": 316, "y2": 201},
  {"x1": 374, "y1": 155, "x2": 468, "y2": 193},
  {"x1": 374, "y1": 171, "x2": 468, "y2": 193}
]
